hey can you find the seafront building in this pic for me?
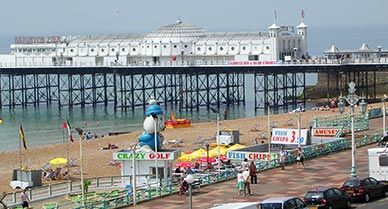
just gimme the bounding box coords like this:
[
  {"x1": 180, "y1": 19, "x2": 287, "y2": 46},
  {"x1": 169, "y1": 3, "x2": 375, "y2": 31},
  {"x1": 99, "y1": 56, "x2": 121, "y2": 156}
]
[{"x1": 0, "y1": 18, "x2": 308, "y2": 67}]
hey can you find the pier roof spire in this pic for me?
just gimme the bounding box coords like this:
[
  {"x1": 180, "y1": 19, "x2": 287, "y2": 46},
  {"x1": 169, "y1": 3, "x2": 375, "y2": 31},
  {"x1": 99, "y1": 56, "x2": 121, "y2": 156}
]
[
  {"x1": 297, "y1": 9, "x2": 307, "y2": 28},
  {"x1": 268, "y1": 9, "x2": 280, "y2": 30}
]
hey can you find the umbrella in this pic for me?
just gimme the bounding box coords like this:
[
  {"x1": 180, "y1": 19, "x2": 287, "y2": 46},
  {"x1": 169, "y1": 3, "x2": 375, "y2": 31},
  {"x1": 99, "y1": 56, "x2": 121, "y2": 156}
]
[
  {"x1": 197, "y1": 157, "x2": 216, "y2": 163},
  {"x1": 227, "y1": 144, "x2": 246, "y2": 151},
  {"x1": 178, "y1": 154, "x2": 192, "y2": 162},
  {"x1": 49, "y1": 158, "x2": 67, "y2": 166},
  {"x1": 189, "y1": 148, "x2": 206, "y2": 159},
  {"x1": 175, "y1": 162, "x2": 194, "y2": 168},
  {"x1": 220, "y1": 155, "x2": 228, "y2": 161}
]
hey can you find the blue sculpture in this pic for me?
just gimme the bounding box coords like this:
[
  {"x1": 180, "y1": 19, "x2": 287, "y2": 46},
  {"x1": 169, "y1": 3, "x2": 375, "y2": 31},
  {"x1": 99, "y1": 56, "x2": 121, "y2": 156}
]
[{"x1": 138, "y1": 97, "x2": 165, "y2": 151}]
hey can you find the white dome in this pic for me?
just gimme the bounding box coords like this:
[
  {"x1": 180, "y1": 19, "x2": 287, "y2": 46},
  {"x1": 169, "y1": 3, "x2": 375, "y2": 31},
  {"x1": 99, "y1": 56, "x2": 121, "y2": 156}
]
[{"x1": 144, "y1": 20, "x2": 206, "y2": 43}]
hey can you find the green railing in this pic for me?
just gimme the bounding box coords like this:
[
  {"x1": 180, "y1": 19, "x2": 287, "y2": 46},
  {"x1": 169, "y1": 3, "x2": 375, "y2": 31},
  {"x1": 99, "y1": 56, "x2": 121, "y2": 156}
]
[{"x1": 312, "y1": 113, "x2": 369, "y2": 131}]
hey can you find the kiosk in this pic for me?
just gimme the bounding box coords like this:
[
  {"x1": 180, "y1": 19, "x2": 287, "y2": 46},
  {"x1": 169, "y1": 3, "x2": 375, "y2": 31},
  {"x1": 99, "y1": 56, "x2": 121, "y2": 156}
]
[{"x1": 113, "y1": 149, "x2": 180, "y2": 186}]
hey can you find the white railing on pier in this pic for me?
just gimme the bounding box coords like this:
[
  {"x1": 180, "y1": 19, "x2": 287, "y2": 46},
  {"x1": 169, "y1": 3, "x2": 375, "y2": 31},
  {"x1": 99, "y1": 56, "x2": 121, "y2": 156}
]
[{"x1": 1, "y1": 58, "x2": 388, "y2": 68}]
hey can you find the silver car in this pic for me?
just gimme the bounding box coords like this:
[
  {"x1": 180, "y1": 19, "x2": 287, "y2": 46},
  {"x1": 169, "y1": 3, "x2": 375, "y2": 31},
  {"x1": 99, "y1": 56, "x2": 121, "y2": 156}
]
[{"x1": 260, "y1": 197, "x2": 309, "y2": 209}]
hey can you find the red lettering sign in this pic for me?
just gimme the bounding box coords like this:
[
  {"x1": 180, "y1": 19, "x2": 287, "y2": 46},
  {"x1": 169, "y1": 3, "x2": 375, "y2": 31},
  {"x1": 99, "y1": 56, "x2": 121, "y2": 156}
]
[{"x1": 313, "y1": 128, "x2": 339, "y2": 136}]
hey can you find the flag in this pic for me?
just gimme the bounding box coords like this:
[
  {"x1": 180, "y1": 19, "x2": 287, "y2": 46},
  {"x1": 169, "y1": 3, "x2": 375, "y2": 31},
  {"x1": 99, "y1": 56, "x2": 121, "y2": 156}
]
[
  {"x1": 19, "y1": 125, "x2": 27, "y2": 150},
  {"x1": 66, "y1": 118, "x2": 74, "y2": 142},
  {"x1": 62, "y1": 122, "x2": 67, "y2": 129},
  {"x1": 274, "y1": 10, "x2": 277, "y2": 20},
  {"x1": 301, "y1": 9, "x2": 305, "y2": 18}
]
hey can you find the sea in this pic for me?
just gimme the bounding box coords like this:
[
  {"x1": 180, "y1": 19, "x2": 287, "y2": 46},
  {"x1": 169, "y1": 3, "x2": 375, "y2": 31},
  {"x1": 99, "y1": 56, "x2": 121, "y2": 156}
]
[{"x1": 1, "y1": 25, "x2": 388, "y2": 151}]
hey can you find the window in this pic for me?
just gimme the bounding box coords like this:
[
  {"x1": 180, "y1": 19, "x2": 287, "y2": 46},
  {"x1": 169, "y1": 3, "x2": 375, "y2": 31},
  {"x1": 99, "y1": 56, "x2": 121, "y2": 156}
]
[
  {"x1": 146, "y1": 45, "x2": 149, "y2": 48},
  {"x1": 70, "y1": 49, "x2": 74, "y2": 52},
  {"x1": 154, "y1": 45, "x2": 157, "y2": 48},
  {"x1": 184, "y1": 45, "x2": 188, "y2": 48},
  {"x1": 294, "y1": 198, "x2": 305, "y2": 208},
  {"x1": 368, "y1": 178, "x2": 378, "y2": 185},
  {"x1": 333, "y1": 188, "x2": 343, "y2": 196},
  {"x1": 284, "y1": 199, "x2": 297, "y2": 209},
  {"x1": 101, "y1": 49, "x2": 105, "y2": 52},
  {"x1": 197, "y1": 47, "x2": 201, "y2": 51},
  {"x1": 208, "y1": 47, "x2": 212, "y2": 51},
  {"x1": 219, "y1": 47, "x2": 223, "y2": 51},
  {"x1": 91, "y1": 49, "x2": 94, "y2": 52},
  {"x1": 111, "y1": 48, "x2": 115, "y2": 52},
  {"x1": 163, "y1": 45, "x2": 167, "y2": 48},
  {"x1": 326, "y1": 189, "x2": 335, "y2": 198},
  {"x1": 266, "y1": 46, "x2": 270, "y2": 50},
  {"x1": 362, "y1": 179, "x2": 372, "y2": 186},
  {"x1": 231, "y1": 46, "x2": 235, "y2": 51},
  {"x1": 173, "y1": 45, "x2": 177, "y2": 48},
  {"x1": 121, "y1": 48, "x2": 125, "y2": 52},
  {"x1": 242, "y1": 46, "x2": 246, "y2": 50}
]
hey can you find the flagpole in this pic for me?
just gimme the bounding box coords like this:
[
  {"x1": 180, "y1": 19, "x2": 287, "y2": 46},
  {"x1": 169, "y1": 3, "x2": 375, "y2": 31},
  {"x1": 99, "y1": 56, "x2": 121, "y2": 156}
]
[
  {"x1": 18, "y1": 127, "x2": 22, "y2": 170},
  {"x1": 267, "y1": 105, "x2": 271, "y2": 160},
  {"x1": 80, "y1": 135, "x2": 85, "y2": 206},
  {"x1": 66, "y1": 128, "x2": 70, "y2": 180}
]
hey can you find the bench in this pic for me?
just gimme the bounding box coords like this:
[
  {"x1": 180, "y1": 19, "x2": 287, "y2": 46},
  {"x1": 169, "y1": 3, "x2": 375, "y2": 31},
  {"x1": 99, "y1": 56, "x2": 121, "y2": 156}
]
[{"x1": 190, "y1": 180, "x2": 201, "y2": 193}]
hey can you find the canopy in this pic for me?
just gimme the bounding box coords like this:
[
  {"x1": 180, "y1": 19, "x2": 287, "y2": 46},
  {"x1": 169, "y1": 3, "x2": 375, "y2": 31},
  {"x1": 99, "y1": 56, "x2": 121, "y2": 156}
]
[
  {"x1": 49, "y1": 158, "x2": 67, "y2": 166},
  {"x1": 208, "y1": 146, "x2": 227, "y2": 157},
  {"x1": 189, "y1": 148, "x2": 206, "y2": 158},
  {"x1": 227, "y1": 144, "x2": 246, "y2": 151},
  {"x1": 178, "y1": 154, "x2": 193, "y2": 162}
]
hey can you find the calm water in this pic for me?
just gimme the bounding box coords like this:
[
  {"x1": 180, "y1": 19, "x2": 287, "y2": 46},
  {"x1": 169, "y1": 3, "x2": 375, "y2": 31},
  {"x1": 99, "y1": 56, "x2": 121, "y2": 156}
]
[{"x1": 0, "y1": 74, "x2": 318, "y2": 151}]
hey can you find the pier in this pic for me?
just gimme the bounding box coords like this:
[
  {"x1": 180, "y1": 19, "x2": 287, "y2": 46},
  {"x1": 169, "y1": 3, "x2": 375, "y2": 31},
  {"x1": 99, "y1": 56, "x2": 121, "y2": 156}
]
[{"x1": 1, "y1": 62, "x2": 388, "y2": 112}]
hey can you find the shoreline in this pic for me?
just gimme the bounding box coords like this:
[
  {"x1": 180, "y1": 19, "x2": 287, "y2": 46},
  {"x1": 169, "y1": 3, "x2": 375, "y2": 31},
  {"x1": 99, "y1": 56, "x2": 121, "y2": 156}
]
[{"x1": 0, "y1": 102, "x2": 384, "y2": 193}]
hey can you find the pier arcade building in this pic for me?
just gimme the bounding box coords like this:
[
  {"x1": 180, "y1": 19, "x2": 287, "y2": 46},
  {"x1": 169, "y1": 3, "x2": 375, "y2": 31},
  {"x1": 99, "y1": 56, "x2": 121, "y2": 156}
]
[{"x1": 0, "y1": 19, "x2": 308, "y2": 67}]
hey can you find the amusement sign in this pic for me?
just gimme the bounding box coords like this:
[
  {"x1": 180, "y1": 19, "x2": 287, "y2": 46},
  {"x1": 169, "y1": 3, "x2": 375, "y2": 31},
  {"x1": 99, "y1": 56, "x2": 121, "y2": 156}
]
[
  {"x1": 312, "y1": 128, "x2": 340, "y2": 137},
  {"x1": 113, "y1": 151, "x2": 177, "y2": 161},
  {"x1": 271, "y1": 128, "x2": 308, "y2": 145},
  {"x1": 227, "y1": 151, "x2": 271, "y2": 161}
]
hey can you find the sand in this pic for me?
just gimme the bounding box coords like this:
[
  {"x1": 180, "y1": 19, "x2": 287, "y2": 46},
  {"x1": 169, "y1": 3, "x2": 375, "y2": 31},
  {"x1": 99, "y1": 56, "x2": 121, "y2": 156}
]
[{"x1": 0, "y1": 102, "x2": 383, "y2": 193}]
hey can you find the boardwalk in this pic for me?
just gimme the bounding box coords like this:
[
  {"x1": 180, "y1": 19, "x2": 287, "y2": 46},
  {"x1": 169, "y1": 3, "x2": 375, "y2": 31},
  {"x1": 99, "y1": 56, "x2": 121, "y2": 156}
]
[{"x1": 133, "y1": 144, "x2": 372, "y2": 209}]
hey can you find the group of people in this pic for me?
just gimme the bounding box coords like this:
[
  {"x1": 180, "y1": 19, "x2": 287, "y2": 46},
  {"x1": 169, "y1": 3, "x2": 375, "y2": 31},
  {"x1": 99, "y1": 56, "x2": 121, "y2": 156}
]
[
  {"x1": 43, "y1": 167, "x2": 70, "y2": 181},
  {"x1": 236, "y1": 159, "x2": 259, "y2": 196},
  {"x1": 279, "y1": 146, "x2": 305, "y2": 170}
]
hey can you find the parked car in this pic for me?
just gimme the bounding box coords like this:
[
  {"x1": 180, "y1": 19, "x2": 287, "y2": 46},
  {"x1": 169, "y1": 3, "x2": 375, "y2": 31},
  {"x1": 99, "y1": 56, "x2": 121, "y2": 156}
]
[
  {"x1": 210, "y1": 202, "x2": 259, "y2": 209},
  {"x1": 303, "y1": 187, "x2": 351, "y2": 209},
  {"x1": 340, "y1": 177, "x2": 386, "y2": 202},
  {"x1": 260, "y1": 197, "x2": 308, "y2": 209}
]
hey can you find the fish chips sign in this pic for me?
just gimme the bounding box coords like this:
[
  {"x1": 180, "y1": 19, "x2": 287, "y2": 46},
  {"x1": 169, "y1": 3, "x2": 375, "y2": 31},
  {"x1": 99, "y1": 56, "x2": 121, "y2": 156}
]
[
  {"x1": 271, "y1": 128, "x2": 308, "y2": 145},
  {"x1": 227, "y1": 151, "x2": 271, "y2": 161}
]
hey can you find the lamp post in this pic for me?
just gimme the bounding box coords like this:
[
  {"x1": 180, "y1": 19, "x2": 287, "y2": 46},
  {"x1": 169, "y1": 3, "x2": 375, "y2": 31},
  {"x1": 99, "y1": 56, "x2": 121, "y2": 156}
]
[
  {"x1": 206, "y1": 143, "x2": 210, "y2": 169},
  {"x1": 338, "y1": 82, "x2": 367, "y2": 178},
  {"x1": 296, "y1": 108, "x2": 302, "y2": 148},
  {"x1": 129, "y1": 143, "x2": 138, "y2": 205},
  {"x1": 217, "y1": 112, "x2": 220, "y2": 174},
  {"x1": 185, "y1": 174, "x2": 195, "y2": 209},
  {"x1": 151, "y1": 113, "x2": 159, "y2": 190},
  {"x1": 383, "y1": 94, "x2": 387, "y2": 136}
]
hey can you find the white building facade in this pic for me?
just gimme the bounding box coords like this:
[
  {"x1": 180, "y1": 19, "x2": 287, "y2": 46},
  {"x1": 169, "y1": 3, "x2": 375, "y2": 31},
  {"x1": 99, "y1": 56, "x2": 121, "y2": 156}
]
[{"x1": 0, "y1": 19, "x2": 308, "y2": 67}]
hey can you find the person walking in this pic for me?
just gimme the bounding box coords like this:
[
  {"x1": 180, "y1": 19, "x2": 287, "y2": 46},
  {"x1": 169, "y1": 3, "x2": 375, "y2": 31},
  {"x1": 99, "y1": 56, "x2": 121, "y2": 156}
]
[
  {"x1": 279, "y1": 146, "x2": 287, "y2": 170},
  {"x1": 249, "y1": 161, "x2": 258, "y2": 184},
  {"x1": 236, "y1": 170, "x2": 244, "y2": 195},
  {"x1": 241, "y1": 158, "x2": 248, "y2": 171},
  {"x1": 242, "y1": 168, "x2": 251, "y2": 196},
  {"x1": 20, "y1": 189, "x2": 30, "y2": 209},
  {"x1": 296, "y1": 147, "x2": 305, "y2": 169}
]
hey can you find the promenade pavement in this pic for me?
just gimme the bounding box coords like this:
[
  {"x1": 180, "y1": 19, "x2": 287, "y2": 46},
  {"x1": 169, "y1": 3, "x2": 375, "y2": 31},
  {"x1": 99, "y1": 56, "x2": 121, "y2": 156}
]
[{"x1": 132, "y1": 143, "x2": 373, "y2": 209}]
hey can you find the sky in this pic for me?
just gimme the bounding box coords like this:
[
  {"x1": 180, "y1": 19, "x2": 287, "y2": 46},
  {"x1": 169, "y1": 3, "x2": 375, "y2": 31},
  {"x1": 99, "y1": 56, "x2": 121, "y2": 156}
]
[{"x1": 0, "y1": 0, "x2": 387, "y2": 54}]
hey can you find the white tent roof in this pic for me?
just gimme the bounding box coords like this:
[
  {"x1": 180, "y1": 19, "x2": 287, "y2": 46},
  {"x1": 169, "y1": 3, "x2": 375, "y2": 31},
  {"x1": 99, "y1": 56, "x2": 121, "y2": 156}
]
[{"x1": 359, "y1": 42, "x2": 371, "y2": 51}]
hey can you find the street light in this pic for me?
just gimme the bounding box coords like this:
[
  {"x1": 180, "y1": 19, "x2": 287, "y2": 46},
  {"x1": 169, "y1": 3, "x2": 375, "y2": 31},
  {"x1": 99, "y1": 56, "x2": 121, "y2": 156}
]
[
  {"x1": 151, "y1": 113, "x2": 159, "y2": 190},
  {"x1": 205, "y1": 143, "x2": 210, "y2": 169},
  {"x1": 382, "y1": 94, "x2": 387, "y2": 136},
  {"x1": 338, "y1": 82, "x2": 367, "y2": 178},
  {"x1": 185, "y1": 174, "x2": 195, "y2": 209},
  {"x1": 210, "y1": 107, "x2": 221, "y2": 174},
  {"x1": 295, "y1": 108, "x2": 302, "y2": 148}
]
